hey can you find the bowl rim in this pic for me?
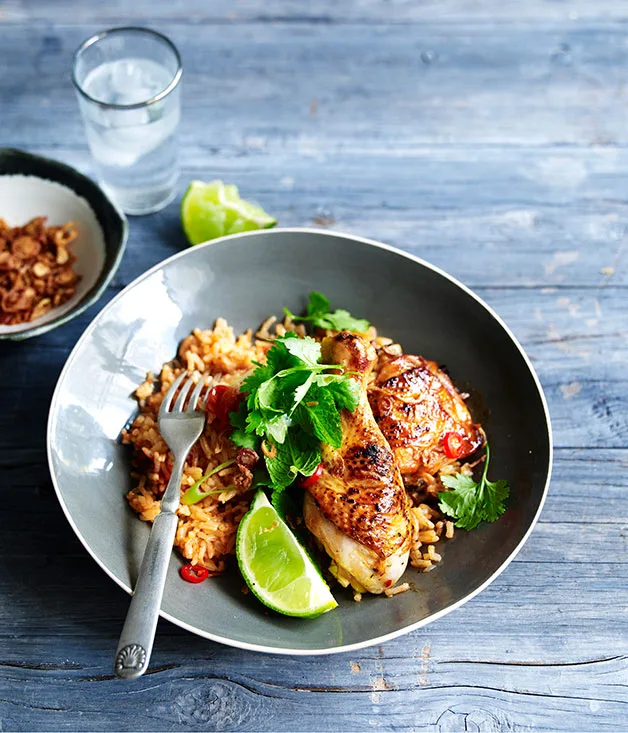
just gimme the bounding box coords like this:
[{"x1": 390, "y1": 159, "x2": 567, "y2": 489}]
[
  {"x1": 0, "y1": 148, "x2": 129, "y2": 341},
  {"x1": 47, "y1": 227, "x2": 553, "y2": 655}
]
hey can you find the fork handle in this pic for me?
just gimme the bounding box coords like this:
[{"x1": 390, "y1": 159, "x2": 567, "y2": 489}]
[{"x1": 113, "y1": 510, "x2": 179, "y2": 679}]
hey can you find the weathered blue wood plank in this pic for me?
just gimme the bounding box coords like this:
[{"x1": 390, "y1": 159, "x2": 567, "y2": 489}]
[
  {"x1": 3, "y1": 0, "x2": 628, "y2": 24},
  {"x1": 1, "y1": 1, "x2": 626, "y2": 731},
  {"x1": 3, "y1": 23, "x2": 628, "y2": 148},
  {"x1": 1, "y1": 616, "x2": 627, "y2": 732},
  {"x1": 4, "y1": 146, "x2": 624, "y2": 289}
]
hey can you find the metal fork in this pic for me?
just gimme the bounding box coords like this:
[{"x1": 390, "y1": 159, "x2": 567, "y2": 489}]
[{"x1": 114, "y1": 372, "x2": 207, "y2": 680}]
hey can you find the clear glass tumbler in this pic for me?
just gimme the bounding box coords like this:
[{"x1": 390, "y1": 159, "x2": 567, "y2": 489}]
[{"x1": 72, "y1": 27, "x2": 182, "y2": 215}]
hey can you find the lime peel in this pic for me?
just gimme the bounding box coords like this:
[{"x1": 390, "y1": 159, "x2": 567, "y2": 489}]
[
  {"x1": 181, "y1": 180, "x2": 277, "y2": 245},
  {"x1": 236, "y1": 490, "x2": 337, "y2": 618}
]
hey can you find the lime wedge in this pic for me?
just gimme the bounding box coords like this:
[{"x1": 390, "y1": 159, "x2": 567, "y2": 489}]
[
  {"x1": 237, "y1": 490, "x2": 338, "y2": 618},
  {"x1": 181, "y1": 180, "x2": 277, "y2": 245}
]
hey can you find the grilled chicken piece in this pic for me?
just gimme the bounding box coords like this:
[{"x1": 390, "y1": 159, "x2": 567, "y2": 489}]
[
  {"x1": 303, "y1": 332, "x2": 411, "y2": 594},
  {"x1": 368, "y1": 352, "x2": 483, "y2": 483}
]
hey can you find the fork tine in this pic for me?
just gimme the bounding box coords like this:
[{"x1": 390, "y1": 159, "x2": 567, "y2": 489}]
[
  {"x1": 173, "y1": 377, "x2": 194, "y2": 412},
  {"x1": 186, "y1": 376, "x2": 207, "y2": 413},
  {"x1": 159, "y1": 372, "x2": 187, "y2": 417}
]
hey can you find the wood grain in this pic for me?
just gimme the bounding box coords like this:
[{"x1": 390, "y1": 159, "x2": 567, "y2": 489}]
[
  {"x1": 1, "y1": 0, "x2": 627, "y2": 730},
  {"x1": 3, "y1": 0, "x2": 628, "y2": 24},
  {"x1": 3, "y1": 23, "x2": 628, "y2": 148}
]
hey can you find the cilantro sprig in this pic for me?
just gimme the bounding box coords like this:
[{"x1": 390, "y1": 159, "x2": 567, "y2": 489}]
[
  {"x1": 285, "y1": 291, "x2": 370, "y2": 334},
  {"x1": 230, "y1": 333, "x2": 360, "y2": 492},
  {"x1": 437, "y1": 444, "x2": 510, "y2": 530}
]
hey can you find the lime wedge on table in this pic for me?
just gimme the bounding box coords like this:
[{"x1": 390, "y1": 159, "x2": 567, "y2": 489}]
[
  {"x1": 237, "y1": 490, "x2": 338, "y2": 618},
  {"x1": 181, "y1": 180, "x2": 276, "y2": 245}
]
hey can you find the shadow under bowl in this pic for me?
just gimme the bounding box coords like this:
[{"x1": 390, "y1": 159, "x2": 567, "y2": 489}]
[{"x1": 47, "y1": 228, "x2": 552, "y2": 654}]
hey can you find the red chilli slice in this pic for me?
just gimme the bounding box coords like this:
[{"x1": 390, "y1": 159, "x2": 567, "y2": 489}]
[
  {"x1": 443, "y1": 431, "x2": 474, "y2": 460},
  {"x1": 180, "y1": 564, "x2": 209, "y2": 584},
  {"x1": 299, "y1": 463, "x2": 324, "y2": 489}
]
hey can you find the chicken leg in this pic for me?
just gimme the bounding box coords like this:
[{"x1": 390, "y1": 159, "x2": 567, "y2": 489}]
[{"x1": 303, "y1": 332, "x2": 411, "y2": 594}]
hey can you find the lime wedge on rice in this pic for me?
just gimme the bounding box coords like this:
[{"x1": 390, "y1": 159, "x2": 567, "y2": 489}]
[
  {"x1": 181, "y1": 180, "x2": 277, "y2": 245},
  {"x1": 237, "y1": 490, "x2": 338, "y2": 618}
]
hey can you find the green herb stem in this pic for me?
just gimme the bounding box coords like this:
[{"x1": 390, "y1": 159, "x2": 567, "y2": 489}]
[{"x1": 181, "y1": 459, "x2": 237, "y2": 505}]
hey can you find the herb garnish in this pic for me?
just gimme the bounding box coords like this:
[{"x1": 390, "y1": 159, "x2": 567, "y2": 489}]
[
  {"x1": 285, "y1": 291, "x2": 370, "y2": 334},
  {"x1": 437, "y1": 444, "x2": 510, "y2": 530},
  {"x1": 230, "y1": 333, "x2": 360, "y2": 493}
]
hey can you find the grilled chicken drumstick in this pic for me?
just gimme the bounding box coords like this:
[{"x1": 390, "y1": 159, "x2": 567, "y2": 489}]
[{"x1": 303, "y1": 332, "x2": 411, "y2": 594}]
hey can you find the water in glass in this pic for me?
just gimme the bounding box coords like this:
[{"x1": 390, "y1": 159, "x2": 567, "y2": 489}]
[{"x1": 81, "y1": 58, "x2": 180, "y2": 214}]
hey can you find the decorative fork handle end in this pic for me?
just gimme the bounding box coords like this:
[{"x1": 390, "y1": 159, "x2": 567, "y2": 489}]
[
  {"x1": 114, "y1": 510, "x2": 179, "y2": 680},
  {"x1": 114, "y1": 643, "x2": 148, "y2": 680}
]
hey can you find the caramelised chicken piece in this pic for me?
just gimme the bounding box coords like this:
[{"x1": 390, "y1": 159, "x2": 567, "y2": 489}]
[
  {"x1": 303, "y1": 332, "x2": 411, "y2": 594},
  {"x1": 368, "y1": 352, "x2": 483, "y2": 484}
]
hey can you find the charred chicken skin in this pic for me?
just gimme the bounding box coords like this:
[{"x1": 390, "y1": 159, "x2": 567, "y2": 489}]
[
  {"x1": 303, "y1": 332, "x2": 411, "y2": 594},
  {"x1": 368, "y1": 352, "x2": 483, "y2": 483}
]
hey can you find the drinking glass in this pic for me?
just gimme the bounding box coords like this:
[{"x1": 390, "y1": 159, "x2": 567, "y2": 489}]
[{"x1": 72, "y1": 27, "x2": 182, "y2": 215}]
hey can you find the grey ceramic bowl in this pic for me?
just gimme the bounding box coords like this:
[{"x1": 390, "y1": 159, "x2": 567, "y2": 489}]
[
  {"x1": 0, "y1": 148, "x2": 128, "y2": 340},
  {"x1": 47, "y1": 229, "x2": 552, "y2": 655}
]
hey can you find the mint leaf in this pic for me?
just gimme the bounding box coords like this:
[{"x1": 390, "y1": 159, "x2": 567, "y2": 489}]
[
  {"x1": 321, "y1": 377, "x2": 361, "y2": 412},
  {"x1": 303, "y1": 388, "x2": 342, "y2": 449},
  {"x1": 289, "y1": 430, "x2": 322, "y2": 476},
  {"x1": 265, "y1": 440, "x2": 295, "y2": 490},
  {"x1": 264, "y1": 431, "x2": 321, "y2": 490},
  {"x1": 437, "y1": 444, "x2": 510, "y2": 530}
]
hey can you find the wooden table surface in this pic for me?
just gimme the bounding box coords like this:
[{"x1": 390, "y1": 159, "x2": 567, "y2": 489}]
[{"x1": 1, "y1": 1, "x2": 626, "y2": 730}]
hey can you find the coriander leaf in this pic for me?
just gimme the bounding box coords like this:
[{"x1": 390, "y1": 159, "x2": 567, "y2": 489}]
[
  {"x1": 288, "y1": 291, "x2": 370, "y2": 334},
  {"x1": 302, "y1": 387, "x2": 342, "y2": 449},
  {"x1": 437, "y1": 444, "x2": 510, "y2": 531},
  {"x1": 245, "y1": 410, "x2": 265, "y2": 435},
  {"x1": 282, "y1": 335, "x2": 321, "y2": 365},
  {"x1": 316, "y1": 309, "x2": 370, "y2": 334},
  {"x1": 256, "y1": 377, "x2": 283, "y2": 413},
  {"x1": 242, "y1": 363, "x2": 275, "y2": 407},
  {"x1": 229, "y1": 402, "x2": 260, "y2": 449},
  {"x1": 306, "y1": 291, "x2": 331, "y2": 319},
  {"x1": 480, "y1": 479, "x2": 510, "y2": 523},
  {"x1": 438, "y1": 474, "x2": 485, "y2": 531},
  {"x1": 233, "y1": 322, "x2": 359, "y2": 493},
  {"x1": 230, "y1": 428, "x2": 259, "y2": 450},
  {"x1": 241, "y1": 339, "x2": 295, "y2": 400},
  {"x1": 229, "y1": 400, "x2": 248, "y2": 430}
]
